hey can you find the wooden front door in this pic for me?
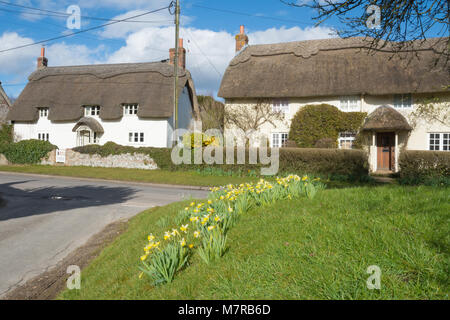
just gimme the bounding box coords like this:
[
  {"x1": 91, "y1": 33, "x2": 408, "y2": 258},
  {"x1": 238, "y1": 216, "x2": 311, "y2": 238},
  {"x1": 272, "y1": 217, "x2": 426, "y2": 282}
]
[{"x1": 377, "y1": 132, "x2": 395, "y2": 171}]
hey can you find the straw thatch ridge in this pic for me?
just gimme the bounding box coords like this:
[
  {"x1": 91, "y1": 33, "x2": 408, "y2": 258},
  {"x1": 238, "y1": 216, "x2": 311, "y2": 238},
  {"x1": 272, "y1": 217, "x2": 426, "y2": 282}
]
[
  {"x1": 72, "y1": 117, "x2": 105, "y2": 133},
  {"x1": 361, "y1": 106, "x2": 412, "y2": 131},
  {"x1": 218, "y1": 37, "x2": 449, "y2": 99},
  {"x1": 8, "y1": 62, "x2": 199, "y2": 122}
]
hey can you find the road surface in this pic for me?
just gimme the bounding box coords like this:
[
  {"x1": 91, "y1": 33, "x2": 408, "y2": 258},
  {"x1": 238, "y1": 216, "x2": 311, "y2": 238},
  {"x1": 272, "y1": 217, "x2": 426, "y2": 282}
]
[{"x1": 0, "y1": 172, "x2": 208, "y2": 297}]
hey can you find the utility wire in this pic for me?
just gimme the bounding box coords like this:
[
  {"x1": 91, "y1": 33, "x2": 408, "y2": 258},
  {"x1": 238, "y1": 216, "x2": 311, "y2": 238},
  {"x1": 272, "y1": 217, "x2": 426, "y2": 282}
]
[
  {"x1": 184, "y1": 29, "x2": 222, "y2": 77},
  {"x1": 0, "y1": 5, "x2": 172, "y2": 54},
  {"x1": 189, "y1": 3, "x2": 314, "y2": 26},
  {"x1": 0, "y1": 0, "x2": 173, "y2": 23}
]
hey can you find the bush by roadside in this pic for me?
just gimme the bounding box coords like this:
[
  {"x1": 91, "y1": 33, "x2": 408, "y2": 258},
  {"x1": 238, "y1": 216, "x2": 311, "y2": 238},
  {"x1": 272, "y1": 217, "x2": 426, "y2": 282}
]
[
  {"x1": 0, "y1": 124, "x2": 14, "y2": 154},
  {"x1": 73, "y1": 142, "x2": 369, "y2": 180},
  {"x1": 399, "y1": 150, "x2": 450, "y2": 186},
  {"x1": 2, "y1": 139, "x2": 57, "y2": 164}
]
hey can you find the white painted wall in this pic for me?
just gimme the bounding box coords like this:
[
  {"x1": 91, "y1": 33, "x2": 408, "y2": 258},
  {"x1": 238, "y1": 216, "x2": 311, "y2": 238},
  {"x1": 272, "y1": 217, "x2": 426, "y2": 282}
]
[
  {"x1": 13, "y1": 85, "x2": 195, "y2": 150},
  {"x1": 224, "y1": 92, "x2": 450, "y2": 151}
]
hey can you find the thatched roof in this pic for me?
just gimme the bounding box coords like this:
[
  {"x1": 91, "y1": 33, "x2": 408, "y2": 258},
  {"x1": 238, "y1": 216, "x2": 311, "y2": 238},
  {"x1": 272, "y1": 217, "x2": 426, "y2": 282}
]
[
  {"x1": 8, "y1": 62, "x2": 199, "y2": 122},
  {"x1": 72, "y1": 117, "x2": 104, "y2": 133},
  {"x1": 361, "y1": 106, "x2": 412, "y2": 131},
  {"x1": 218, "y1": 37, "x2": 449, "y2": 99},
  {"x1": 0, "y1": 82, "x2": 11, "y2": 107}
]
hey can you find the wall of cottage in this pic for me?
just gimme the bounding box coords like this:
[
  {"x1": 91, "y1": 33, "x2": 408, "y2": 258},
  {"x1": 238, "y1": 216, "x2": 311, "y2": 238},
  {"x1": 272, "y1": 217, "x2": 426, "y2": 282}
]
[
  {"x1": 12, "y1": 85, "x2": 195, "y2": 149},
  {"x1": 224, "y1": 92, "x2": 450, "y2": 151}
]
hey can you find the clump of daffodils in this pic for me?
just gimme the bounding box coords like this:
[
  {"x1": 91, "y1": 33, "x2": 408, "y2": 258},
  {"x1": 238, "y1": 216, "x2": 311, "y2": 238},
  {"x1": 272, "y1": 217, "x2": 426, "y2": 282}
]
[{"x1": 139, "y1": 174, "x2": 323, "y2": 284}]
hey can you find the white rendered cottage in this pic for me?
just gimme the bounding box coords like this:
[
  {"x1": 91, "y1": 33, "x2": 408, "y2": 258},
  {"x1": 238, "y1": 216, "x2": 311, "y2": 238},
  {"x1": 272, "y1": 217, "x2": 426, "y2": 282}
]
[
  {"x1": 8, "y1": 42, "x2": 199, "y2": 149},
  {"x1": 219, "y1": 26, "x2": 450, "y2": 173}
]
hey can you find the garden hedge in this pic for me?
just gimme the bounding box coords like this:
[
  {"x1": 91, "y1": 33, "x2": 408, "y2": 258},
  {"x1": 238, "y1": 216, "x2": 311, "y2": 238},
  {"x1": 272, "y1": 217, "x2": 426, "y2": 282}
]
[
  {"x1": 0, "y1": 124, "x2": 13, "y2": 154},
  {"x1": 399, "y1": 150, "x2": 450, "y2": 186},
  {"x1": 2, "y1": 139, "x2": 57, "y2": 164},
  {"x1": 73, "y1": 142, "x2": 369, "y2": 179},
  {"x1": 289, "y1": 104, "x2": 367, "y2": 148}
]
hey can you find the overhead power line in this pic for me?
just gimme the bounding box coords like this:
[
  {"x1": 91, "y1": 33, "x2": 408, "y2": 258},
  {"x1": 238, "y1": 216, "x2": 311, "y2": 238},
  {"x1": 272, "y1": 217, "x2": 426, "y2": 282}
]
[
  {"x1": 0, "y1": 0, "x2": 173, "y2": 23},
  {"x1": 190, "y1": 4, "x2": 314, "y2": 26},
  {"x1": 0, "y1": 5, "x2": 172, "y2": 54}
]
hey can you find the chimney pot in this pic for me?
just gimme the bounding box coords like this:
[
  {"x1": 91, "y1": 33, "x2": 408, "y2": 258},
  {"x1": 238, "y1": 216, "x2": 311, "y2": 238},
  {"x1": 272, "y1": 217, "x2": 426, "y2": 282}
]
[
  {"x1": 169, "y1": 38, "x2": 186, "y2": 69},
  {"x1": 235, "y1": 25, "x2": 249, "y2": 53},
  {"x1": 37, "y1": 47, "x2": 48, "y2": 70}
]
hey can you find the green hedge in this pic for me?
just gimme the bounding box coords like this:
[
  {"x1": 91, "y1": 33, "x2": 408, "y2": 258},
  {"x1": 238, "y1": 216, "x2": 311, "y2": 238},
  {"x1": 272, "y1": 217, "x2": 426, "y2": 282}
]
[
  {"x1": 73, "y1": 142, "x2": 369, "y2": 179},
  {"x1": 289, "y1": 104, "x2": 367, "y2": 148},
  {"x1": 2, "y1": 139, "x2": 57, "y2": 164},
  {"x1": 0, "y1": 124, "x2": 13, "y2": 154},
  {"x1": 399, "y1": 150, "x2": 450, "y2": 186}
]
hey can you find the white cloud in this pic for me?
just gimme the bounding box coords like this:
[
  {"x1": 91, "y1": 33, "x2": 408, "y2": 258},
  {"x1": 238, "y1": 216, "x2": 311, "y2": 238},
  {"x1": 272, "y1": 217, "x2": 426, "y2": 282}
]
[
  {"x1": 0, "y1": 32, "x2": 103, "y2": 79},
  {"x1": 1, "y1": 25, "x2": 335, "y2": 98},
  {"x1": 106, "y1": 25, "x2": 335, "y2": 96}
]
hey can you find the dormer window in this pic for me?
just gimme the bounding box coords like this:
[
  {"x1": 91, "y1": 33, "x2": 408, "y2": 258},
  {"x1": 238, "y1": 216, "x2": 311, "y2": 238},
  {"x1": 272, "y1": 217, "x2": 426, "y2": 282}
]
[
  {"x1": 84, "y1": 106, "x2": 100, "y2": 116},
  {"x1": 339, "y1": 96, "x2": 360, "y2": 112},
  {"x1": 272, "y1": 100, "x2": 289, "y2": 113},
  {"x1": 39, "y1": 108, "x2": 49, "y2": 118},
  {"x1": 123, "y1": 104, "x2": 139, "y2": 116},
  {"x1": 394, "y1": 94, "x2": 412, "y2": 109}
]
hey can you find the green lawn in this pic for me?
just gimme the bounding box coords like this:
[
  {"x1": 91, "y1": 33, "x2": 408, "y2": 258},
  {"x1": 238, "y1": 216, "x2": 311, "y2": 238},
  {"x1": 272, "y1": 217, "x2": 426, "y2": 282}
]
[
  {"x1": 60, "y1": 184, "x2": 449, "y2": 300},
  {"x1": 0, "y1": 165, "x2": 262, "y2": 187}
]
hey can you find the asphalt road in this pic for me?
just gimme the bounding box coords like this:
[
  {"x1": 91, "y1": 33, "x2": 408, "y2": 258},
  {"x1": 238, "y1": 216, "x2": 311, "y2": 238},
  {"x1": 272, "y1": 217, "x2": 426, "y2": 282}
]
[{"x1": 0, "y1": 172, "x2": 208, "y2": 297}]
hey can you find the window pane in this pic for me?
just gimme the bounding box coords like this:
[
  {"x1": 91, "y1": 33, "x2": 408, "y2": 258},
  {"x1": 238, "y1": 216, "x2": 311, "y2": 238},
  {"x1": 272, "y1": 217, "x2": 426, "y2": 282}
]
[
  {"x1": 140, "y1": 133, "x2": 144, "y2": 142},
  {"x1": 129, "y1": 133, "x2": 133, "y2": 142}
]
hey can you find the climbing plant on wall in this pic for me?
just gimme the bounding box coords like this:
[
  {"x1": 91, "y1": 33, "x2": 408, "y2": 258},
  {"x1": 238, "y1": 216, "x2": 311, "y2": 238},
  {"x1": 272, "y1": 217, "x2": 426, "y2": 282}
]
[{"x1": 289, "y1": 104, "x2": 367, "y2": 148}]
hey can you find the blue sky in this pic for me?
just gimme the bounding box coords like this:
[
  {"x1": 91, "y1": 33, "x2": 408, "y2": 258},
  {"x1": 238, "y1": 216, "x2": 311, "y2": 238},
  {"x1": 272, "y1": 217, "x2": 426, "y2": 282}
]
[{"x1": 0, "y1": 0, "x2": 445, "y2": 99}]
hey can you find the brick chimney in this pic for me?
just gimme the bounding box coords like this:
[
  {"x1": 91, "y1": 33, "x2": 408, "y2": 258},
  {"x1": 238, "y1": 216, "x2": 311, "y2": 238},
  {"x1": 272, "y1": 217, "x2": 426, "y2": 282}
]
[
  {"x1": 235, "y1": 25, "x2": 248, "y2": 52},
  {"x1": 37, "y1": 47, "x2": 48, "y2": 70},
  {"x1": 169, "y1": 38, "x2": 186, "y2": 69}
]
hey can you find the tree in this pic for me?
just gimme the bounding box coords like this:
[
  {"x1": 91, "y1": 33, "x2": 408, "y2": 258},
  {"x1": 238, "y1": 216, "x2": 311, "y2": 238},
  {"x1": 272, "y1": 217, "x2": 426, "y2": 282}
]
[
  {"x1": 197, "y1": 95, "x2": 225, "y2": 132},
  {"x1": 280, "y1": 0, "x2": 449, "y2": 61},
  {"x1": 224, "y1": 99, "x2": 286, "y2": 133},
  {"x1": 409, "y1": 85, "x2": 450, "y2": 128}
]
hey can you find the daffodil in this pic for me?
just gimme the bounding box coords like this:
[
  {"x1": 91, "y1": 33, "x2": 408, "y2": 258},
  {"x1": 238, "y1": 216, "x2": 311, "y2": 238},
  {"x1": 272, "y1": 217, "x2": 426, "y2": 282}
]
[
  {"x1": 140, "y1": 254, "x2": 148, "y2": 261},
  {"x1": 228, "y1": 207, "x2": 233, "y2": 213},
  {"x1": 189, "y1": 244, "x2": 194, "y2": 249},
  {"x1": 147, "y1": 234, "x2": 155, "y2": 241},
  {"x1": 194, "y1": 231, "x2": 200, "y2": 238},
  {"x1": 164, "y1": 231, "x2": 171, "y2": 240},
  {"x1": 214, "y1": 216, "x2": 221, "y2": 222},
  {"x1": 180, "y1": 224, "x2": 188, "y2": 233},
  {"x1": 208, "y1": 225, "x2": 215, "y2": 231},
  {"x1": 180, "y1": 238, "x2": 186, "y2": 247}
]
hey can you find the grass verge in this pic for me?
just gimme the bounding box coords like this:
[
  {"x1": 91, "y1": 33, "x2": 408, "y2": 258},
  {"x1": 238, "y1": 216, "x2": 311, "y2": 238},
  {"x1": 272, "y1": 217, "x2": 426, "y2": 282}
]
[
  {"x1": 0, "y1": 165, "x2": 262, "y2": 187},
  {"x1": 60, "y1": 184, "x2": 449, "y2": 299}
]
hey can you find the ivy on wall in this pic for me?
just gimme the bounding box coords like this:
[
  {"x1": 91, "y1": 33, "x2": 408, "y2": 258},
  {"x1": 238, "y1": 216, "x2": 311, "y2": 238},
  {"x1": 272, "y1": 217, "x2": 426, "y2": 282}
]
[{"x1": 289, "y1": 104, "x2": 367, "y2": 148}]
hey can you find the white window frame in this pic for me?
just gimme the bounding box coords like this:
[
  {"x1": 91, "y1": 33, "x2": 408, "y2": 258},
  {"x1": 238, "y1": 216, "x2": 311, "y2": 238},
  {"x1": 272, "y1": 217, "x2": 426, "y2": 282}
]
[
  {"x1": 338, "y1": 132, "x2": 356, "y2": 149},
  {"x1": 339, "y1": 96, "x2": 360, "y2": 112},
  {"x1": 38, "y1": 133, "x2": 49, "y2": 141},
  {"x1": 272, "y1": 99, "x2": 289, "y2": 114},
  {"x1": 129, "y1": 132, "x2": 145, "y2": 144},
  {"x1": 271, "y1": 132, "x2": 288, "y2": 148},
  {"x1": 428, "y1": 132, "x2": 450, "y2": 151},
  {"x1": 394, "y1": 94, "x2": 412, "y2": 109},
  {"x1": 123, "y1": 104, "x2": 139, "y2": 116},
  {"x1": 38, "y1": 108, "x2": 49, "y2": 118},
  {"x1": 84, "y1": 106, "x2": 100, "y2": 117}
]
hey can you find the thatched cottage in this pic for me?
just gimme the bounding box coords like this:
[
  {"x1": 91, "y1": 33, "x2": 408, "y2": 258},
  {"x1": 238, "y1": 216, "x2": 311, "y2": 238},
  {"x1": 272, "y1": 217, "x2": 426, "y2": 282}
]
[
  {"x1": 219, "y1": 26, "x2": 449, "y2": 172},
  {"x1": 8, "y1": 42, "x2": 199, "y2": 149},
  {"x1": 0, "y1": 82, "x2": 11, "y2": 124}
]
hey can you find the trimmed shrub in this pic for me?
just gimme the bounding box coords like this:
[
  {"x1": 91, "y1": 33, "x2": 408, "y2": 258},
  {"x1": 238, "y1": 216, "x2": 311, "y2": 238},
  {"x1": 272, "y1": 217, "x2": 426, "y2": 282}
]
[
  {"x1": 0, "y1": 124, "x2": 13, "y2": 154},
  {"x1": 278, "y1": 148, "x2": 369, "y2": 179},
  {"x1": 399, "y1": 150, "x2": 450, "y2": 186},
  {"x1": 314, "y1": 138, "x2": 337, "y2": 149},
  {"x1": 3, "y1": 139, "x2": 57, "y2": 164},
  {"x1": 73, "y1": 143, "x2": 369, "y2": 179},
  {"x1": 289, "y1": 104, "x2": 367, "y2": 148}
]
